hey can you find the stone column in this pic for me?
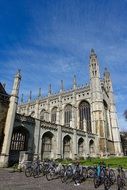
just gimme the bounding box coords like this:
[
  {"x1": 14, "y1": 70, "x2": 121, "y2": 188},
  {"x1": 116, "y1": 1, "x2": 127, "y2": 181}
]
[
  {"x1": 71, "y1": 105, "x2": 76, "y2": 128},
  {"x1": 107, "y1": 110, "x2": 112, "y2": 140},
  {"x1": 73, "y1": 129, "x2": 77, "y2": 158},
  {"x1": 57, "y1": 95, "x2": 62, "y2": 125},
  {"x1": 26, "y1": 103, "x2": 30, "y2": 116},
  {"x1": 57, "y1": 125, "x2": 62, "y2": 158},
  {"x1": 34, "y1": 119, "x2": 41, "y2": 157},
  {"x1": 85, "y1": 133, "x2": 89, "y2": 157},
  {"x1": 76, "y1": 102, "x2": 80, "y2": 129},
  {"x1": 0, "y1": 70, "x2": 21, "y2": 167},
  {"x1": 45, "y1": 99, "x2": 50, "y2": 122},
  {"x1": 35, "y1": 100, "x2": 39, "y2": 119},
  {"x1": 61, "y1": 105, "x2": 64, "y2": 125}
]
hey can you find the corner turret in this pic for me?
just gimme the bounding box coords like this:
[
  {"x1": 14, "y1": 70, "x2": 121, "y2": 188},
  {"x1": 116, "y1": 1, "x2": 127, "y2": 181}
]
[
  {"x1": 103, "y1": 67, "x2": 123, "y2": 155},
  {"x1": 0, "y1": 70, "x2": 21, "y2": 167}
]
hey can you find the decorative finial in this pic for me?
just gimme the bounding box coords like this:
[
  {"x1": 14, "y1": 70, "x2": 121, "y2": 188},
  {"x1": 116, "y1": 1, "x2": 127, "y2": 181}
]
[
  {"x1": 91, "y1": 48, "x2": 95, "y2": 54},
  {"x1": 18, "y1": 69, "x2": 21, "y2": 74},
  {"x1": 90, "y1": 48, "x2": 97, "y2": 58},
  {"x1": 15, "y1": 69, "x2": 21, "y2": 79},
  {"x1": 21, "y1": 93, "x2": 24, "y2": 103},
  {"x1": 38, "y1": 88, "x2": 41, "y2": 98},
  {"x1": 28, "y1": 90, "x2": 32, "y2": 102},
  {"x1": 73, "y1": 75, "x2": 77, "y2": 89},
  {"x1": 104, "y1": 67, "x2": 110, "y2": 78},
  {"x1": 60, "y1": 80, "x2": 64, "y2": 92},
  {"x1": 48, "y1": 84, "x2": 51, "y2": 95}
]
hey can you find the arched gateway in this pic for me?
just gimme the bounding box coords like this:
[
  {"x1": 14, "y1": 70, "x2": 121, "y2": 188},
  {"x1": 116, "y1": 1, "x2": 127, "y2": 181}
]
[{"x1": 9, "y1": 127, "x2": 29, "y2": 166}]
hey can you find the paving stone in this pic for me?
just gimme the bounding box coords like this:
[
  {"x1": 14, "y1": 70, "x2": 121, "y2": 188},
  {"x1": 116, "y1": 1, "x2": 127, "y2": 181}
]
[{"x1": 0, "y1": 168, "x2": 126, "y2": 190}]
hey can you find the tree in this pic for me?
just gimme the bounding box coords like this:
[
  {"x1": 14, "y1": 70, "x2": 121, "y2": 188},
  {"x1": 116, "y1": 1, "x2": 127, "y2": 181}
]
[{"x1": 124, "y1": 110, "x2": 127, "y2": 120}]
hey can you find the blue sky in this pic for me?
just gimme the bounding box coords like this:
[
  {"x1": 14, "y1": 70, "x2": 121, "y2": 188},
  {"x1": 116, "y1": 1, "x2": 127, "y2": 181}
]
[{"x1": 0, "y1": 0, "x2": 127, "y2": 131}]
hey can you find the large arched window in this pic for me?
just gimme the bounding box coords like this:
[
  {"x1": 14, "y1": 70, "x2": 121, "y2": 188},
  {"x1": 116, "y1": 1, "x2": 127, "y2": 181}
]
[
  {"x1": 79, "y1": 101, "x2": 91, "y2": 132},
  {"x1": 10, "y1": 127, "x2": 29, "y2": 151},
  {"x1": 64, "y1": 104, "x2": 72, "y2": 127},
  {"x1": 51, "y1": 107, "x2": 57, "y2": 123}
]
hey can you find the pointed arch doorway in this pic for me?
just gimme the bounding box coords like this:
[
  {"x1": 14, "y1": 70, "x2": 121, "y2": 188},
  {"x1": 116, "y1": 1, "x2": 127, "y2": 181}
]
[{"x1": 41, "y1": 131, "x2": 53, "y2": 160}]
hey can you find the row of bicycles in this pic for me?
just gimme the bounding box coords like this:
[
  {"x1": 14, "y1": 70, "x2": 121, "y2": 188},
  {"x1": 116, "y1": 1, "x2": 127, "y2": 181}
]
[{"x1": 22, "y1": 160, "x2": 127, "y2": 190}]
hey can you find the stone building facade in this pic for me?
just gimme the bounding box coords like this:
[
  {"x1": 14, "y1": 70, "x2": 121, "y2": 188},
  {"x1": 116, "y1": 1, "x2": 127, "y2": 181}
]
[
  {"x1": 0, "y1": 83, "x2": 10, "y2": 154},
  {"x1": 0, "y1": 49, "x2": 123, "y2": 167}
]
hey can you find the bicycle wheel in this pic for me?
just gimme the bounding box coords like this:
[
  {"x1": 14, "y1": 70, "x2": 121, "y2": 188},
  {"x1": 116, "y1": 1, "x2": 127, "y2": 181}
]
[
  {"x1": 94, "y1": 175, "x2": 100, "y2": 188},
  {"x1": 87, "y1": 167, "x2": 95, "y2": 178},
  {"x1": 25, "y1": 167, "x2": 32, "y2": 177},
  {"x1": 109, "y1": 169, "x2": 116, "y2": 184},
  {"x1": 82, "y1": 167, "x2": 87, "y2": 180},
  {"x1": 33, "y1": 167, "x2": 40, "y2": 178},
  {"x1": 60, "y1": 168, "x2": 65, "y2": 181},
  {"x1": 43, "y1": 164, "x2": 49, "y2": 175},
  {"x1": 73, "y1": 171, "x2": 80, "y2": 184},
  {"x1": 38, "y1": 164, "x2": 44, "y2": 176},
  {"x1": 121, "y1": 170, "x2": 126, "y2": 186},
  {"x1": 46, "y1": 168, "x2": 55, "y2": 181},
  {"x1": 104, "y1": 177, "x2": 110, "y2": 190},
  {"x1": 117, "y1": 175, "x2": 123, "y2": 190},
  {"x1": 65, "y1": 165, "x2": 73, "y2": 183},
  {"x1": 61, "y1": 175, "x2": 67, "y2": 183},
  {"x1": 61, "y1": 172, "x2": 68, "y2": 183}
]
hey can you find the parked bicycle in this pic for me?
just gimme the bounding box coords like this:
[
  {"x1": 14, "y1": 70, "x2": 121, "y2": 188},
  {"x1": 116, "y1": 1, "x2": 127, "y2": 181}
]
[
  {"x1": 104, "y1": 165, "x2": 116, "y2": 190},
  {"x1": 117, "y1": 166, "x2": 126, "y2": 190},
  {"x1": 46, "y1": 162, "x2": 64, "y2": 181},
  {"x1": 94, "y1": 162, "x2": 106, "y2": 188},
  {"x1": 73, "y1": 165, "x2": 87, "y2": 185},
  {"x1": 25, "y1": 157, "x2": 43, "y2": 178},
  {"x1": 61, "y1": 164, "x2": 73, "y2": 183},
  {"x1": 61, "y1": 161, "x2": 87, "y2": 185},
  {"x1": 87, "y1": 166, "x2": 96, "y2": 178}
]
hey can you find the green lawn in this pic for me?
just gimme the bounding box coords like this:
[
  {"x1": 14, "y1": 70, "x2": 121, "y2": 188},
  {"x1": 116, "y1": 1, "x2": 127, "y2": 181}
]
[{"x1": 60, "y1": 157, "x2": 127, "y2": 169}]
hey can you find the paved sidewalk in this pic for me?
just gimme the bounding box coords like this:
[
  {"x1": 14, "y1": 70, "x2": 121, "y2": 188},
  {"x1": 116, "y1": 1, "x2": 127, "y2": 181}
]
[{"x1": 0, "y1": 168, "x2": 123, "y2": 190}]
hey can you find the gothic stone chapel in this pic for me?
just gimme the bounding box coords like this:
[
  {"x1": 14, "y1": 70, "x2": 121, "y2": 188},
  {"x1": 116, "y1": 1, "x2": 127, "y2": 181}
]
[{"x1": 0, "y1": 49, "x2": 122, "y2": 167}]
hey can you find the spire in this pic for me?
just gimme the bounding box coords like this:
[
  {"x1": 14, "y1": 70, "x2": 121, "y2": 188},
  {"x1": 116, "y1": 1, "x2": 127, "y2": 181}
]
[
  {"x1": 21, "y1": 93, "x2": 24, "y2": 103},
  {"x1": 89, "y1": 48, "x2": 100, "y2": 79},
  {"x1": 48, "y1": 84, "x2": 51, "y2": 95},
  {"x1": 91, "y1": 48, "x2": 95, "y2": 54},
  {"x1": 38, "y1": 88, "x2": 41, "y2": 98},
  {"x1": 90, "y1": 48, "x2": 97, "y2": 58},
  {"x1": 103, "y1": 67, "x2": 113, "y2": 93},
  {"x1": 60, "y1": 80, "x2": 64, "y2": 92},
  {"x1": 28, "y1": 90, "x2": 32, "y2": 102},
  {"x1": 73, "y1": 75, "x2": 77, "y2": 89},
  {"x1": 104, "y1": 67, "x2": 110, "y2": 79}
]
